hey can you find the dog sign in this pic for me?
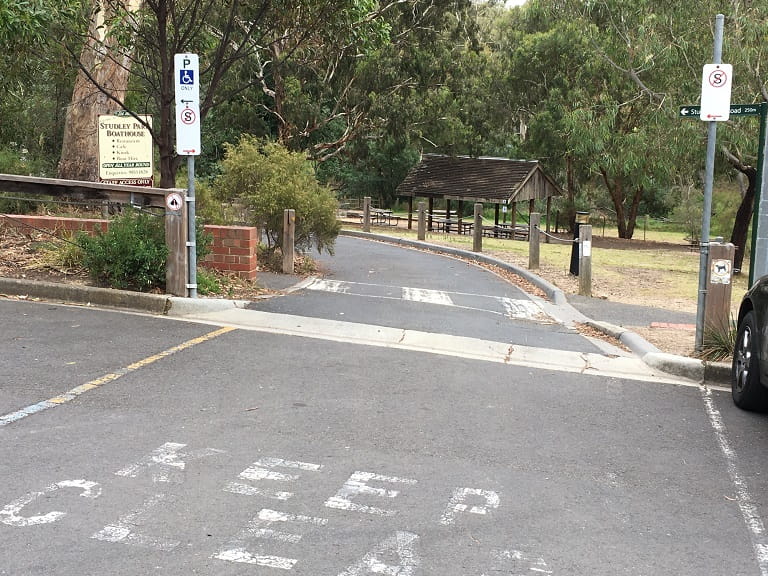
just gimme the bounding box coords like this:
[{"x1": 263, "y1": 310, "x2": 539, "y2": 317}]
[{"x1": 711, "y1": 259, "x2": 732, "y2": 284}]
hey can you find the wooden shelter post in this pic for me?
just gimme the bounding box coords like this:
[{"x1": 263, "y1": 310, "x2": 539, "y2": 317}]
[
  {"x1": 407, "y1": 197, "x2": 414, "y2": 230},
  {"x1": 428, "y1": 197, "x2": 434, "y2": 231},
  {"x1": 545, "y1": 197, "x2": 552, "y2": 243}
]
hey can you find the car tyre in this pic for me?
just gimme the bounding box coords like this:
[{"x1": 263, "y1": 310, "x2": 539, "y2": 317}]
[{"x1": 732, "y1": 311, "x2": 768, "y2": 411}]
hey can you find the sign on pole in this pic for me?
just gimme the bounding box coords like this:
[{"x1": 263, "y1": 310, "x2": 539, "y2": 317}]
[
  {"x1": 699, "y1": 63, "x2": 733, "y2": 121},
  {"x1": 680, "y1": 104, "x2": 761, "y2": 118},
  {"x1": 98, "y1": 113, "x2": 153, "y2": 186},
  {"x1": 174, "y1": 53, "x2": 201, "y2": 155}
]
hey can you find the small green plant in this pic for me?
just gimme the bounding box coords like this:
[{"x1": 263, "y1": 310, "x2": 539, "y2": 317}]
[
  {"x1": 699, "y1": 317, "x2": 737, "y2": 362},
  {"x1": 196, "y1": 267, "x2": 222, "y2": 295},
  {"x1": 35, "y1": 236, "x2": 85, "y2": 270},
  {"x1": 77, "y1": 209, "x2": 168, "y2": 291}
]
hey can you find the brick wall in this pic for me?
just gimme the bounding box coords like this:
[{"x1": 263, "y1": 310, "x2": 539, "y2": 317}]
[
  {"x1": 201, "y1": 225, "x2": 258, "y2": 280},
  {"x1": 1, "y1": 214, "x2": 258, "y2": 280}
]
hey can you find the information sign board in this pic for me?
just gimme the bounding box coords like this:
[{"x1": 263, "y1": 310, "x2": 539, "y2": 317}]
[{"x1": 98, "y1": 113, "x2": 153, "y2": 186}]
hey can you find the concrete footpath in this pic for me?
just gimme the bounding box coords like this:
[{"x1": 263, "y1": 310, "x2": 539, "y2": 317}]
[{"x1": 0, "y1": 230, "x2": 730, "y2": 386}]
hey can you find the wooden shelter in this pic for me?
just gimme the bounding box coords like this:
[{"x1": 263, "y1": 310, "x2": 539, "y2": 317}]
[{"x1": 396, "y1": 154, "x2": 563, "y2": 233}]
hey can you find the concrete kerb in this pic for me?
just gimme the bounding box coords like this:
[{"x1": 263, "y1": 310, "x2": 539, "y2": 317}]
[
  {"x1": 0, "y1": 277, "x2": 248, "y2": 316},
  {"x1": 0, "y1": 230, "x2": 731, "y2": 386},
  {"x1": 341, "y1": 229, "x2": 730, "y2": 385}
]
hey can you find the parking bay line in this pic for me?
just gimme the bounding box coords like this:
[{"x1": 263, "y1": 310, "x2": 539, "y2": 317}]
[{"x1": 0, "y1": 326, "x2": 235, "y2": 428}]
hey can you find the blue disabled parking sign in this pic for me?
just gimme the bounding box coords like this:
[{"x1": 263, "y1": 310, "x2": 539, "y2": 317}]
[{"x1": 179, "y1": 69, "x2": 194, "y2": 85}]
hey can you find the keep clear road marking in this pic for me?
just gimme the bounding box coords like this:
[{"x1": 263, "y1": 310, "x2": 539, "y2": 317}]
[
  {"x1": 0, "y1": 327, "x2": 235, "y2": 428},
  {"x1": 305, "y1": 278, "x2": 548, "y2": 322},
  {"x1": 182, "y1": 308, "x2": 697, "y2": 387}
]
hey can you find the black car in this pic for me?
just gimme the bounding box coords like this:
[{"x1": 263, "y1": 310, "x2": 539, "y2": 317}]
[{"x1": 733, "y1": 275, "x2": 768, "y2": 410}]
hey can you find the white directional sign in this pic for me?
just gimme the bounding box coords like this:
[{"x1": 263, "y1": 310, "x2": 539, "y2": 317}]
[
  {"x1": 174, "y1": 53, "x2": 201, "y2": 155},
  {"x1": 699, "y1": 63, "x2": 733, "y2": 121}
]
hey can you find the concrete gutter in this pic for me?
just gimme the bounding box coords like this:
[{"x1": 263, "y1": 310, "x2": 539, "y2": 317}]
[
  {"x1": 0, "y1": 230, "x2": 731, "y2": 386},
  {"x1": 341, "y1": 229, "x2": 730, "y2": 386}
]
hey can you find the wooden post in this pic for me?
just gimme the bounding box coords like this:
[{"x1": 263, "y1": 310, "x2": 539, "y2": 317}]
[
  {"x1": 529, "y1": 212, "x2": 540, "y2": 270},
  {"x1": 578, "y1": 224, "x2": 592, "y2": 297},
  {"x1": 428, "y1": 197, "x2": 434, "y2": 231},
  {"x1": 458, "y1": 200, "x2": 465, "y2": 234},
  {"x1": 494, "y1": 204, "x2": 500, "y2": 237},
  {"x1": 417, "y1": 201, "x2": 426, "y2": 241},
  {"x1": 545, "y1": 197, "x2": 552, "y2": 243},
  {"x1": 283, "y1": 209, "x2": 296, "y2": 274},
  {"x1": 165, "y1": 192, "x2": 187, "y2": 297},
  {"x1": 473, "y1": 203, "x2": 483, "y2": 253},
  {"x1": 511, "y1": 202, "x2": 517, "y2": 230},
  {"x1": 362, "y1": 196, "x2": 371, "y2": 232},
  {"x1": 705, "y1": 241, "x2": 736, "y2": 335},
  {"x1": 407, "y1": 197, "x2": 414, "y2": 230}
]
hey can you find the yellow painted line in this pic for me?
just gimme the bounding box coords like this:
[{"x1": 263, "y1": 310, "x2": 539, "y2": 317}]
[{"x1": 0, "y1": 327, "x2": 235, "y2": 427}]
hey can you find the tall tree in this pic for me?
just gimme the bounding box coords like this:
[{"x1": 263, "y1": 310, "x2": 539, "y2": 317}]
[{"x1": 58, "y1": 0, "x2": 143, "y2": 181}]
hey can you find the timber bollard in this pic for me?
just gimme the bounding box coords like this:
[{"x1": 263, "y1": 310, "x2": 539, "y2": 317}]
[
  {"x1": 529, "y1": 212, "x2": 540, "y2": 270},
  {"x1": 165, "y1": 192, "x2": 188, "y2": 297},
  {"x1": 417, "y1": 202, "x2": 426, "y2": 241},
  {"x1": 362, "y1": 196, "x2": 371, "y2": 233},
  {"x1": 473, "y1": 203, "x2": 483, "y2": 253},
  {"x1": 704, "y1": 240, "x2": 735, "y2": 336},
  {"x1": 578, "y1": 224, "x2": 592, "y2": 297},
  {"x1": 283, "y1": 209, "x2": 296, "y2": 274}
]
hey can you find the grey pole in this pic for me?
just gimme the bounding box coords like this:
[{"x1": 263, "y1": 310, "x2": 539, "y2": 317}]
[
  {"x1": 695, "y1": 13, "x2": 724, "y2": 352},
  {"x1": 187, "y1": 156, "x2": 197, "y2": 298}
]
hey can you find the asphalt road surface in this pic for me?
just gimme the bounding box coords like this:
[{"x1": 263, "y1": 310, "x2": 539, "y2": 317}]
[{"x1": 2, "y1": 237, "x2": 768, "y2": 575}]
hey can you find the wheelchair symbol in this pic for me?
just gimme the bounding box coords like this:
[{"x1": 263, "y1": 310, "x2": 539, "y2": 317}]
[{"x1": 179, "y1": 70, "x2": 194, "y2": 85}]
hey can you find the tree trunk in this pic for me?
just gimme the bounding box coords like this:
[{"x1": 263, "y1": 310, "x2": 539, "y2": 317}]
[
  {"x1": 730, "y1": 166, "x2": 756, "y2": 273},
  {"x1": 58, "y1": 0, "x2": 142, "y2": 182},
  {"x1": 625, "y1": 185, "x2": 644, "y2": 240},
  {"x1": 565, "y1": 154, "x2": 576, "y2": 232},
  {"x1": 601, "y1": 169, "x2": 629, "y2": 238}
]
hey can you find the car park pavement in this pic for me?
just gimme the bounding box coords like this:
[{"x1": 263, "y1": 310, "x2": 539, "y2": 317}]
[{"x1": 0, "y1": 230, "x2": 730, "y2": 386}]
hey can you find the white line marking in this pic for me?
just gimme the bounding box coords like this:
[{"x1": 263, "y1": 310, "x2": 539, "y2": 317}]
[
  {"x1": 500, "y1": 297, "x2": 545, "y2": 321},
  {"x1": 701, "y1": 386, "x2": 768, "y2": 575},
  {"x1": 224, "y1": 457, "x2": 322, "y2": 500},
  {"x1": 440, "y1": 487, "x2": 500, "y2": 525},
  {"x1": 91, "y1": 492, "x2": 180, "y2": 551},
  {"x1": 115, "y1": 442, "x2": 225, "y2": 484},
  {"x1": 0, "y1": 480, "x2": 101, "y2": 527},
  {"x1": 337, "y1": 531, "x2": 420, "y2": 576},
  {"x1": 490, "y1": 549, "x2": 553, "y2": 575},
  {"x1": 402, "y1": 287, "x2": 454, "y2": 305},
  {"x1": 325, "y1": 471, "x2": 418, "y2": 517},
  {"x1": 213, "y1": 508, "x2": 327, "y2": 569},
  {"x1": 305, "y1": 278, "x2": 548, "y2": 320},
  {"x1": 307, "y1": 279, "x2": 351, "y2": 294}
]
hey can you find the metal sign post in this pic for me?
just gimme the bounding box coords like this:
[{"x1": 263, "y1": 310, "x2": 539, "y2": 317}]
[
  {"x1": 695, "y1": 14, "x2": 728, "y2": 352},
  {"x1": 174, "y1": 53, "x2": 201, "y2": 298}
]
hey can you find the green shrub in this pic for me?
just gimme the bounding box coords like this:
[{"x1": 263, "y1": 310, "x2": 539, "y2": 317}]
[
  {"x1": 196, "y1": 267, "x2": 223, "y2": 295},
  {"x1": 76, "y1": 208, "x2": 214, "y2": 292},
  {"x1": 213, "y1": 137, "x2": 341, "y2": 255},
  {"x1": 77, "y1": 209, "x2": 167, "y2": 291}
]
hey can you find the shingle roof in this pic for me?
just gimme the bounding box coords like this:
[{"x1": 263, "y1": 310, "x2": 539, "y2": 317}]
[{"x1": 396, "y1": 154, "x2": 562, "y2": 203}]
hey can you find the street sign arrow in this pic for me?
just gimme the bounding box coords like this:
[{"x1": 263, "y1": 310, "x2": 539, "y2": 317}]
[
  {"x1": 679, "y1": 106, "x2": 700, "y2": 117},
  {"x1": 680, "y1": 103, "x2": 762, "y2": 119}
]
